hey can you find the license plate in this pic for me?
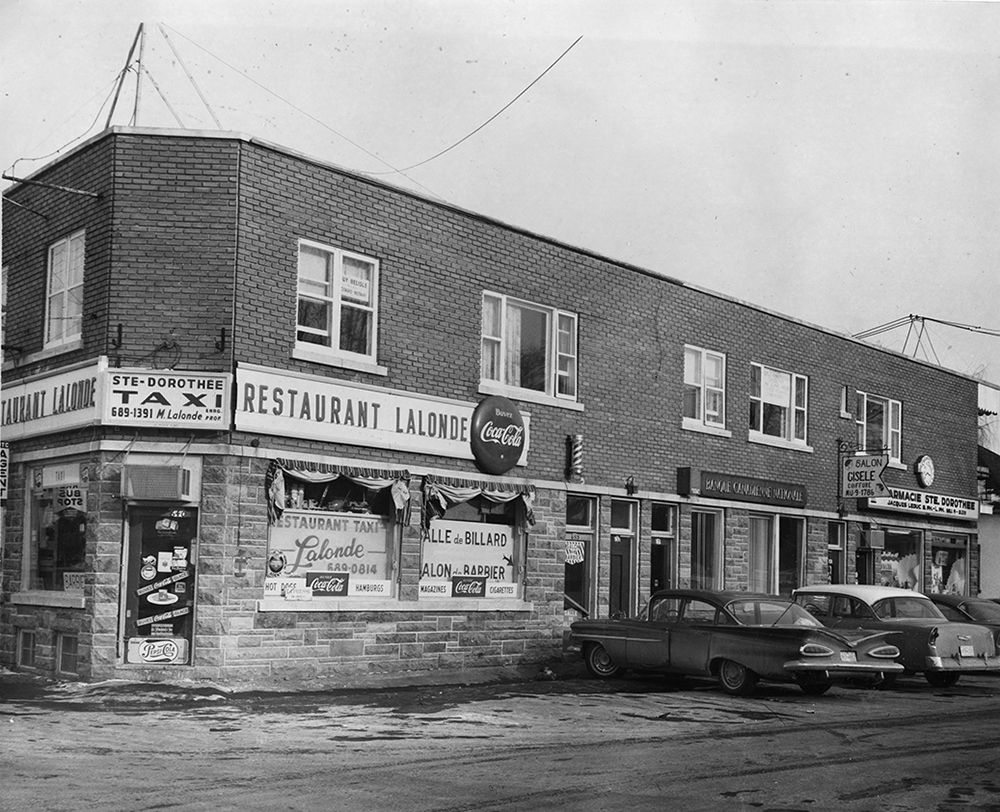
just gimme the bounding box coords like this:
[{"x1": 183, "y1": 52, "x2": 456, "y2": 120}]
[
  {"x1": 960, "y1": 645, "x2": 975, "y2": 658},
  {"x1": 840, "y1": 651, "x2": 857, "y2": 663}
]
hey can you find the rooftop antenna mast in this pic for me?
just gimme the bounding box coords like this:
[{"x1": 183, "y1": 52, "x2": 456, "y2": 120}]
[{"x1": 106, "y1": 24, "x2": 144, "y2": 129}]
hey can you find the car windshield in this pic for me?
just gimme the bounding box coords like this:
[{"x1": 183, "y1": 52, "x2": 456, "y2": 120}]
[
  {"x1": 726, "y1": 599, "x2": 822, "y2": 628},
  {"x1": 961, "y1": 601, "x2": 1000, "y2": 623},
  {"x1": 872, "y1": 596, "x2": 945, "y2": 620}
]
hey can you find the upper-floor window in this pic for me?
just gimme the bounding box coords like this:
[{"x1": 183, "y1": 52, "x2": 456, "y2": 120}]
[
  {"x1": 296, "y1": 240, "x2": 379, "y2": 366},
  {"x1": 46, "y1": 230, "x2": 85, "y2": 347},
  {"x1": 480, "y1": 292, "x2": 578, "y2": 402},
  {"x1": 749, "y1": 363, "x2": 808, "y2": 446},
  {"x1": 683, "y1": 345, "x2": 726, "y2": 430},
  {"x1": 856, "y1": 391, "x2": 902, "y2": 462}
]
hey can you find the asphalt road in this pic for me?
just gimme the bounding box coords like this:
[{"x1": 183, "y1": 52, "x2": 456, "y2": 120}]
[{"x1": 2, "y1": 669, "x2": 1000, "y2": 812}]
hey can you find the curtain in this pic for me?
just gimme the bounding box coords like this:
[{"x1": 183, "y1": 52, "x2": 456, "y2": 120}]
[
  {"x1": 422, "y1": 474, "x2": 535, "y2": 534},
  {"x1": 505, "y1": 304, "x2": 521, "y2": 387},
  {"x1": 266, "y1": 459, "x2": 411, "y2": 525}
]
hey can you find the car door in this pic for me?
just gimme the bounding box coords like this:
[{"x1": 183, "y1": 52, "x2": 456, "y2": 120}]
[
  {"x1": 626, "y1": 596, "x2": 678, "y2": 669},
  {"x1": 666, "y1": 598, "x2": 717, "y2": 676}
]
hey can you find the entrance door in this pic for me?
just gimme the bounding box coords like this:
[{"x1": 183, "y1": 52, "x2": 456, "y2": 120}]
[
  {"x1": 609, "y1": 499, "x2": 636, "y2": 617},
  {"x1": 123, "y1": 505, "x2": 198, "y2": 665}
]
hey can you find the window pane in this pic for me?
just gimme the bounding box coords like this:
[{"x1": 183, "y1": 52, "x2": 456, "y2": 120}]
[
  {"x1": 683, "y1": 385, "x2": 701, "y2": 419},
  {"x1": 557, "y1": 355, "x2": 576, "y2": 397},
  {"x1": 481, "y1": 337, "x2": 501, "y2": 381},
  {"x1": 705, "y1": 390, "x2": 724, "y2": 424},
  {"x1": 866, "y1": 398, "x2": 885, "y2": 451},
  {"x1": 610, "y1": 499, "x2": 633, "y2": 531},
  {"x1": 298, "y1": 298, "x2": 329, "y2": 334},
  {"x1": 49, "y1": 242, "x2": 68, "y2": 290},
  {"x1": 566, "y1": 496, "x2": 592, "y2": 527},
  {"x1": 651, "y1": 503, "x2": 674, "y2": 533},
  {"x1": 762, "y1": 402, "x2": 787, "y2": 437},
  {"x1": 67, "y1": 233, "x2": 86, "y2": 286},
  {"x1": 482, "y1": 295, "x2": 501, "y2": 339},
  {"x1": 341, "y1": 256, "x2": 373, "y2": 305},
  {"x1": 339, "y1": 305, "x2": 372, "y2": 354},
  {"x1": 509, "y1": 304, "x2": 547, "y2": 392},
  {"x1": 684, "y1": 348, "x2": 701, "y2": 386},
  {"x1": 749, "y1": 365, "x2": 761, "y2": 397},
  {"x1": 705, "y1": 354, "x2": 724, "y2": 389},
  {"x1": 299, "y1": 246, "x2": 330, "y2": 286}
]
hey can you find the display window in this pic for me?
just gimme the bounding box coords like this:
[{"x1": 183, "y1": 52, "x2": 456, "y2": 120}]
[
  {"x1": 263, "y1": 460, "x2": 410, "y2": 601},
  {"x1": 877, "y1": 528, "x2": 923, "y2": 591},
  {"x1": 928, "y1": 535, "x2": 969, "y2": 595},
  {"x1": 27, "y1": 464, "x2": 88, "y2": 592},
  {"x1": 420, "y1": 475, "x2": 535, "y2": 601}
]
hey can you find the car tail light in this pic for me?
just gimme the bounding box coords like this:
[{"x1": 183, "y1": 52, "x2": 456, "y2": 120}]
[
  {"x1": 868, "y1": 645, "x2": 901, "y2": 659},
  {"x1": 800, "y1": 643, "x2": 835, "y2": 657},
  {"x1": 928, "y1": 627, "x2": 940, "y2": 647}
]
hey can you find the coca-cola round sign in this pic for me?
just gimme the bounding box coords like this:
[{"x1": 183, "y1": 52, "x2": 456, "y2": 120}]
[{"x1": 470, "y1": 396, "x2": 526, "y2": 475}]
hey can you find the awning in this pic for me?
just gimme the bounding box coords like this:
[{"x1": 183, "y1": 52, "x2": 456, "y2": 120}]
[
  {"x1": 422, "y1": 474, "x2": 535, "y2": 533},
  {"x1": 266, "y1": 459, "x2": 411, "y2": 525}
]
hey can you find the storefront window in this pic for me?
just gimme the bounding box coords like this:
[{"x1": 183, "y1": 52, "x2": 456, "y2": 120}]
[
  {"x1": 877, "y1": 528, "x2": 922, "y2": 591},
  {"x1": 263, "y1": 461, "x2": 410, "y2": 602},
  {"x1": 748, "y1": 515, "x2": 774, "y2": 593},
  {"x1": 29, "y1": 475, "x2": 87, "y2": 591},
  {"x1": 777, "y1": 517, "x2": 805, "y2": 597},
  {"x1": 565, "y1": 495, "x2": 597, "y2": 615},
  {"x1": 827, "y1": 522, "x2": 846, "y2": 585},
  {"x1": 418, "y1": 477, "x2": 533, "y2": 601},
  {"x1": 691, "y1": 510, "x2": 722, "y2": 590},
  {"x1": 929, "y1": 535, "x2": 969, "y2": 595}
]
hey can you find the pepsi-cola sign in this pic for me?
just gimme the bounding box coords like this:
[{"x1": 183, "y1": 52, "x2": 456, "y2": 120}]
[{"x1": 470, "y1": 396, "x2": 525, "y2": 475}]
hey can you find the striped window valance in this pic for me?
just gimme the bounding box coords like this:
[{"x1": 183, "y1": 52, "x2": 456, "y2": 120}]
[
  {"x1": 266, "y1": 459, "x2": 411, "y2": 525},
  {"x1": 422, "y1": 474, "x2": 535, "y2": 533}
]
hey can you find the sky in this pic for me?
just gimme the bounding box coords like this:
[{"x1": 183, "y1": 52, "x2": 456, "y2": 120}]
[{"x1": 2, "y1": 0, "x2": 998, "y2": 386}]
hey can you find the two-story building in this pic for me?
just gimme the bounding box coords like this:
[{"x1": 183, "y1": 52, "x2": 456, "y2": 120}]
[{"x1": 1, "y1": 127, "x2": 982, "y2": 688}]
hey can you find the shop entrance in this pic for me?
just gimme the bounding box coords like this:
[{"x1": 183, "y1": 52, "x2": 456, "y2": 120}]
[
  {"x1": 122, "y1": 505, "x2": 199, "y2": 665},
  {"x1": 609, "y1": 499, "x2": 636, "y2": 617}
]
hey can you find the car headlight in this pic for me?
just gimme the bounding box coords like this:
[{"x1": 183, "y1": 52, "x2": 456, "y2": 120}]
[
  {"x1": 868, "y1": 645, "x2": 901, "y2": 659},
  {"x1": 800, "y1": 643, "x2": 835, "y2": 657}
]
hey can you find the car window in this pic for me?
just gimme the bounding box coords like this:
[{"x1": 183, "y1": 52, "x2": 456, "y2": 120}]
[
  {"x1": 649, "y1": 597, "x2": 681, "y2": 622},
  {"x1": 962, "y1": 601, "x2": 1000, "y2": 622},
  {"x1": 873, "y1": 597, "x2": 944, "y2": 620},
  {"x1": 682, "y1": 599, "x2": 717, "y2": 624},
  {"x1": 727, "y1": 599, "x2": 821, "y2": 627},
  {"x1": 935, "y1": 603, "x2": 968, "y2": 622},
  {"x1": 832, "y1": 596, "x2": 875, "y2": 620},
  {"x1": 797, "y1": 594, "x2": 831, "y2": 618}
]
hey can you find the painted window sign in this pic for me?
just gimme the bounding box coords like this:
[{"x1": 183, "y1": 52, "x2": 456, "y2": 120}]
[
  {"x1": 265, "y1": 510, "x2": 393, "y2": 598},
  {"x1": 420, "y1": 519, "x2": 517, "y2": 599}
]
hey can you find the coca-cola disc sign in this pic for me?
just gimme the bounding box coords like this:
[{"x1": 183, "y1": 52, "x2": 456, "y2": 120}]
[{"x1": 470, "y1": 396, "x2": 525, "y2": 475}]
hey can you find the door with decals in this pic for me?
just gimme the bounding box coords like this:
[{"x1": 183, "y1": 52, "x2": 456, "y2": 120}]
[{"x1": 123, "y1": 505, "x2": 198, "y2": 665}]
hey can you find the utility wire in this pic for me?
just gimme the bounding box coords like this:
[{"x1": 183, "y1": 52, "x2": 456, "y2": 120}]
[
  {"x1": 159, "y1": 23, "x2": 441, "y2": 200},
  {"x1": 370, "y1": 35, "x2": 584, "y2": 175}
]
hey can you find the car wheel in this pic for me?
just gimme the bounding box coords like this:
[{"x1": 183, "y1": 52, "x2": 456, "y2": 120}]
[
  {"x1": 583, "y1": 643, "x2": 622, "y2": 679},
  {"x1": 798, "y1": 679, "x2": 833, "y2": 696},
  {"x1": 925, "y1": 671, "x2": 960, "y2": 689},
  {"x1": 717, "y1": 659, "x2": 759, "y2": 696}
]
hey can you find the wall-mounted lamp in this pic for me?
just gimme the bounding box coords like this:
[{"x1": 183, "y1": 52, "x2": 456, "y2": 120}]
[{"x1": 625, "y1": 476, "x2": 637, "y2": 496}]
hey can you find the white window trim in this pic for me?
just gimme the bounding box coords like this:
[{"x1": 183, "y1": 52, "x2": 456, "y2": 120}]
[
  {"x1": 683, "y1": 345, "x2": 727, "y2": 431},
  {"x1": 45, "y1": 229, "x2": 85, "y2": 349},
  {"x1": 855, "y1": 391, "x2": 903, "y2": 463},
  {"x1": 479, "y1": 291, "x2": 580, "y2": 404},
  {"x1": 749, "y1": 362, "x2": 810, "y2": 448},
  {"x1": 295, "y1": 239, "x2": 381, "y2": 369}
]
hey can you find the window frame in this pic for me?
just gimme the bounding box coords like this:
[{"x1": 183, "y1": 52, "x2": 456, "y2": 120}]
[
  {"x1": 480, "y1": 291, "x2": 580, "y2": 408},
  {"x1": 855, "y1": 390, "x2": 902, "y2": 464},
  {"x1": 682, "y1": 345, "x2": 730, "y2": 436},
  {"x1": 294, "y1": 239, "x2": 384, "y2": 374},
  {"x1": 748, "y1": 362, "x2": 811, "y2": 450},
  {"x1": 45, "y1": 229, "x2": 85, "y2": 349}
]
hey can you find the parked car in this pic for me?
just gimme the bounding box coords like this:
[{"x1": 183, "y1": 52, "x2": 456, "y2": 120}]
[
  {"x1": 793, "y1": 585, "x2": 1000, "y2": 688},
  {"x1": 926, "y1": 593, "x2": 1000, "y2": 634},
  {"x1": 569, "y1": 589, "x2": 903, "y2": 696}
]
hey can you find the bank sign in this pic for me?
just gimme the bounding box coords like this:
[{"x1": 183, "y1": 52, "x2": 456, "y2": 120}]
[
  {"x1": 867, "y1": 487, "x2": 979, "y2": 521},
  {"x1": 236, "y1": 363, "x2": 529, "y2": 463},
  {"x1": 1, "y1": 358, "x2": 232, "y2": 440}
]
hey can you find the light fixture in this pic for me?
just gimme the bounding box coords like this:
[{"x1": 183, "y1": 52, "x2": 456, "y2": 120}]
[{"x1": 625, "y1": 476, "x2": 637, "y2": 496}]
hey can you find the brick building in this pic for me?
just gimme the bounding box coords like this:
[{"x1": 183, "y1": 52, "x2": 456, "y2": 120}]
[{"x1": 0, "y1": 127, "x2": 983, "y2": 687}]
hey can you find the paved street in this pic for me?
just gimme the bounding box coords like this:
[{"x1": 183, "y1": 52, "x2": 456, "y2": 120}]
[{"x1": 3, "y1": 669, "x2": 1000, "y2": 812}]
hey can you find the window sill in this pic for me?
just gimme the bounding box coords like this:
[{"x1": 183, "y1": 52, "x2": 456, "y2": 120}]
[
  {"x1": 748, "y1": 431, "x2": 813, "y2": 453},
  {"x1": 2, "y1": 338, "x2": 84, "y2": 371},
  {"x1": 10, "y1": 591, "x2": 85, "y2": 609},
  {"x1": 293, "y1": 344, "x2": 387, "y2": 376},
  {"x1": 681, "y1": 418, "x2": 732, "y2": 438},
  {"x1": 257, "y1": 597, "x2": 533, "y2": 612},
  {"x1": 478, "y1": 381, "x2": 583, "y2": 412}
]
